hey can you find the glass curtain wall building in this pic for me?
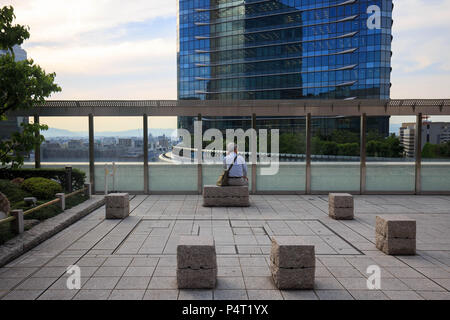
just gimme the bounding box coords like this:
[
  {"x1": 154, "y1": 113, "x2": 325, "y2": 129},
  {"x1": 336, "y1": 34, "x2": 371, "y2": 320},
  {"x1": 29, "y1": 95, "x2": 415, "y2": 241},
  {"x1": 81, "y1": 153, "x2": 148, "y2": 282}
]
[{"x1": 177, "y1": 0, "x2": 393, "y2": 135}]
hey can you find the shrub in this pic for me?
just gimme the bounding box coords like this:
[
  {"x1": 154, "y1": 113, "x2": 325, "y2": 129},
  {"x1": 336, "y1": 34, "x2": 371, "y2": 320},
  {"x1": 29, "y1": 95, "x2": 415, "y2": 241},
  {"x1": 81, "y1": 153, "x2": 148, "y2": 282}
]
[
  {"x1": 0, "y1": 168, "x2": 86, "y2": 191},
  {"x1": 10, "y1": 177, "x2": 24, "y2": 186},
  {"x1": 0, "y1": 179, "x2": 31, "y2": 203},
  {"x1": 22, "y1": 177, "x2": 62, "y2": 200}
]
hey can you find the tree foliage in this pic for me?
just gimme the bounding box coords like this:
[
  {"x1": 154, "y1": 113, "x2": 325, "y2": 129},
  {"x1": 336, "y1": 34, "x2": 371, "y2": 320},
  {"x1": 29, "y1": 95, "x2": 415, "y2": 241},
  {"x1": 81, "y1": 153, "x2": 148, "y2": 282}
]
[{"x1": 0, "y1": 5, "x2": 61, "y2": 168}]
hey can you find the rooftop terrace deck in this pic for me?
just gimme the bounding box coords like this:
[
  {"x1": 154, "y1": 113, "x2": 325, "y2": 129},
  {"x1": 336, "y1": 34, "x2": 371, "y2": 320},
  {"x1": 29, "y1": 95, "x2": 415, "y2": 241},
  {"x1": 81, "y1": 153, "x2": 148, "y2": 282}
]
[{"x1": 1, "y1": 194, "x2": 449, "y2": 300}]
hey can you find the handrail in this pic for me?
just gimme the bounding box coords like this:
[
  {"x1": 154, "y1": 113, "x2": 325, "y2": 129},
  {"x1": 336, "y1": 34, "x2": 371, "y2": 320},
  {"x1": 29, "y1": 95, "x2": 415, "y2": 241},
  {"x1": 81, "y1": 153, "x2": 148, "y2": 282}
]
[{"x1": 23, "y1": 198, "x2": 60, "y2": 216}]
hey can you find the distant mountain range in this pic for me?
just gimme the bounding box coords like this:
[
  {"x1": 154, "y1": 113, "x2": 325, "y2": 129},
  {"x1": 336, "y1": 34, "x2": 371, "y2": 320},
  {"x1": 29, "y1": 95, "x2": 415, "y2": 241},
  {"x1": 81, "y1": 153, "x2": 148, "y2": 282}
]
[{"x1": 43, "y1": 127, "x2": 177, "y2": 138}]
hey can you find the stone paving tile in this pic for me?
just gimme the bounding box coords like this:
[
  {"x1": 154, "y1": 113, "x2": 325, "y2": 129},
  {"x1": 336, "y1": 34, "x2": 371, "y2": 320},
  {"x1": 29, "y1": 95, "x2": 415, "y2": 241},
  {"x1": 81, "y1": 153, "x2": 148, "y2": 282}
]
[
  {"x1": 31, "y1": 267, "x2": 66, "y2": 278},
  {"x1": 38, "y1": 289, "x2": 78, "y2": 300},
  {"x1": 328, "y1": 266, "x2": 364, "y2": 278},
  {"x1": 218, "y1": 266, "x2": 242, "y2": 277},
  {"x1": 83, "y1": 277, "x2": 120, "y2": 290},
  {"x1": 400, "y1": 278, "x2": 446, "y2": 291},
  {"x1": 102, "y1": 257, "x2": 133, "y2": 267},
  {"x1": 77, "y1": 257, "x2": 107, "y2": 267},
  {"x1": 214, "y1": 289, "x2": 248, "y2": 300},
  {"x1": 244, "y1": 276, "x2": 277, "y2": 290},
  {"x1": 247, "y1": 290, "x2": 283, "y2": 300},
  {"x1": 314, "y1": 278, "x2": 345, "y2": 290},
  {"x1": 415, "y1": 267, "x2": 450, "y2": 279},
  {"x1": 315, "y1": 290, "x2": 354, "y2": 300},
  {"x1": 433, "y1": 278, "x2": 450, "y2": 290},
  {"x1": 124, "y1": 266, "x2": 155, "y2": 277},
  {"x1": 348, "y1": 290, "x2": 389, "y2": 300},
  {"x1": 153, "y1": 265, "x2": 177, "y2": 277},
  {"x1": 16, "y1": 277, "x2": 58, "y2": 290},
  {"x1": 0, "y1": 278, "x2": 23, "y2": 291},
  {"x1": 383, "y1": 290, "x2": 424, "y2": 300},
  {"x1": 337, "y1": 277, "x2": 369, "y2": 290},
  {"x1": 417, "y1": 291, "x2": 450, "y2": 300},
  {"x1": 93, "y1": 266, "x2": 127, "y2": 277},
  {"x1": 0, "y1": 267, "x2": 38, "y2": 278},
  {"x1": 1, "y1": 290, "x2": 43, "y2": 300},
  {"x1": 384, "y1": 267, "x2": 426, "y2": 279},
  {"x1": 241, "y1": 266, "x2": 271, "y2": 277},
  {"x1": 379, "y1": 278, "x2": 411, "y2": 291},
  {"x1": 115, "y1": 277, "x2": 151, "y2": 290},
  {"x1": 130, "y1": 257, "x2": 159, "y2": 267},
  {"x1": 109, "y1": 289, "x2": 145, "y2": 300},
  {"x1": 143, "y1": 289, "x2": 179, "y2": 300},
  {"x1": 179, "y1": 290, "x2": 213, "y2": 300},
  {"x1": 281, "y1": 290, "x2": 318, "y2": 300},
  {"x1": 216, "y1": 277, "x2": 246, "y2": 290},
  {"x1": 148, "y1": 277, "x2": 178, "y2": 290},
  {"x1": 73, "y1": 289, "x2": 112, "y2": 300}
]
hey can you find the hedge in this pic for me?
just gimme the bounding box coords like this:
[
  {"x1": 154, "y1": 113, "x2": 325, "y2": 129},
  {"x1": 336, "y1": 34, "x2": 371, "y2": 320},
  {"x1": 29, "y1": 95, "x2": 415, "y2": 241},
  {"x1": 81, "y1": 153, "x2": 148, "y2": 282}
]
[{"x1": 0, "y1": 168, "x2": 86, "y2": 191}]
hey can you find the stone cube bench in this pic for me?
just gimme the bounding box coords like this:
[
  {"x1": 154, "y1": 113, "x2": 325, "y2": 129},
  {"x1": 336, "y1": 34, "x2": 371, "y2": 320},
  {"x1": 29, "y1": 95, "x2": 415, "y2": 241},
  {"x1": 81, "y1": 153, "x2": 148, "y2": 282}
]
[
  {"x1": 203, "y1": 185, "x2": 249, "y2": 207},
  {"x1": 375, "y1": 216, "x2": 416, "y2": 255},
  {"x1": 105, "y1": 193, "x2": 130, "y2": 219},
  {"x1": 328, "y1": 193, "x2": 354, "y2": 220},
  {"x1": 270, "y1": 237, "x2": 315, "y2": 289},
  {"x1": 177, "y1": 236, "x2": 217, "y2": 289}
]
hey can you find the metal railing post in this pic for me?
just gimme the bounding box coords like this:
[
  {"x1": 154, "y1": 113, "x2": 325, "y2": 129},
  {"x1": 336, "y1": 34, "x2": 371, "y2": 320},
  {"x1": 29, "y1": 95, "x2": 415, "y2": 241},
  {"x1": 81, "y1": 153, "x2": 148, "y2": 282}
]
[
  {"x1": 251, "y1": 113, "x2": 257, "y2": 194},
  {"x1": 34, "y1": 115, "x2": 41, "y2": 168},
  {"x1": 306, "y1": 113, "x2": 312, "y2": 194},
  {"x1": 143, "y1": 114, "x2": 149, "y2": 194},
  {"x1": 88, "y1": 114, "x2": 95, "y2": 194},
  {"x1": 415, "y1": 113, "x2": 422, "y2": 194},
  {"x1": 360, "y1": 113, "x2": 367, "y2": 194},
  {"x1": 197, "y1": 113, "x2": 203, "y2": 195}
]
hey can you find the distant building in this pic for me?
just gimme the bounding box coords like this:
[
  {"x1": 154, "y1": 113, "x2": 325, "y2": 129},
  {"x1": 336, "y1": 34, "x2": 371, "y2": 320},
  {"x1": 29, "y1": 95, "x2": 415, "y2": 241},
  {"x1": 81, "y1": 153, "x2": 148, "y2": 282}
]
[
  {"x1": 102, "y1": 137, "x2": 117, "y2": 146},
  {"x1": 400, "y1": 122, "x2": 450, "y2": 157},
  {"x1": 118, "y1": 138, "x2": 133, "y2": 148},
  {"x1": 67, "y1": 140, "x2": 83, "y2": 149},
  {"x1": 0, "y1": 45, "x2": 29, "y2": 140}
]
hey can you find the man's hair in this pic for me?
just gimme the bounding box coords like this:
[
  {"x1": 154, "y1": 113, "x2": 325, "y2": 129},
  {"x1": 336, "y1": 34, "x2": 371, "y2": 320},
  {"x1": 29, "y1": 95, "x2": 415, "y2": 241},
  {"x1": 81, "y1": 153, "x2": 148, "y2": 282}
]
[{"x1": 227, "y1": 142, "x2": 237, "y2": 153}]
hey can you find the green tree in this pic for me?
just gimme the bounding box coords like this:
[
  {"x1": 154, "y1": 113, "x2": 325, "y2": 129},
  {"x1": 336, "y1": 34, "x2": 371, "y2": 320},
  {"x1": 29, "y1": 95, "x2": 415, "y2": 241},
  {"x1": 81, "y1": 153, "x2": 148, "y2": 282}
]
[{"x1": 0, "y1": 6, "x2": 60, "y2": 168}]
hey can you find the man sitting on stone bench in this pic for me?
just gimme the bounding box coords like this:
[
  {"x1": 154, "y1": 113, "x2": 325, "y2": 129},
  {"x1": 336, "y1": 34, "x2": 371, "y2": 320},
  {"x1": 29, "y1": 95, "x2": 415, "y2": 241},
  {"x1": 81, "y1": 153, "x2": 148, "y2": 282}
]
[
  {"x1": 224, "y1": 142, "x2": 248, "y2": 186},
  {"x1": 203, "y1": 143, "x2": 249, "y2": 207}
]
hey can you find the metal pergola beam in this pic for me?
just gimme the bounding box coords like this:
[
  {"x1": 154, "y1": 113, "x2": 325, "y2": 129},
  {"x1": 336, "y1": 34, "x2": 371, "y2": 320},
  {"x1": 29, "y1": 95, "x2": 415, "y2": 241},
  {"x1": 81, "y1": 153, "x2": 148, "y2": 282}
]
[{"x1": 7, "y1": 99, "x2": 450, "y2": 117}]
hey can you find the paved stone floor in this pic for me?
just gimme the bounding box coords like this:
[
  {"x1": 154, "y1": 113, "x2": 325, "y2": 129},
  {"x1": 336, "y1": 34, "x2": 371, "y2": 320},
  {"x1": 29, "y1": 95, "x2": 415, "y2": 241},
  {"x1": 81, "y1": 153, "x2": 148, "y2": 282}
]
[{"x1": 1, "y1": 195, "x2": 449, "y2": 300}]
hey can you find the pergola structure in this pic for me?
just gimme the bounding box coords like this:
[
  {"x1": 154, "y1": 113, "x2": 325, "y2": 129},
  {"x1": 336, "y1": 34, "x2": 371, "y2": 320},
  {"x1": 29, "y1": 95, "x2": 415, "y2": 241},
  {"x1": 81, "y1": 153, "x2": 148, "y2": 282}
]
[{"x1": 8, "y1": 99, "x2": 450, "y2": 195}]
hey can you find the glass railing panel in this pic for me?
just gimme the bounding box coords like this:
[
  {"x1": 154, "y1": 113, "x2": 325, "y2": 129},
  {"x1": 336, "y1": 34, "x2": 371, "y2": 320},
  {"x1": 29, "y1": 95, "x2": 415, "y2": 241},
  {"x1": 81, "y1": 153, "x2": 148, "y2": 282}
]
[
  {"x1": 257, "y1": 163, "x2": 305, "y2": 192},
  {"x1": 95, "y1": 162, "x2": 144, "y2": 193},
  {"x1": 149, "y1": 164, "x2": 197, "y2": 192},
  {"x1": 366, "y1": 162, "x2": 415, "y2": 192},
  {"x1": 421, "y1": 116, "x2": 450, "y2": 192},
  {"x1": 311, "y1": 116, "x2": 361, "y2": 192},
  {"x1": 421, "y1": 162, "x2": 450, "y2": 192},
  {"x1": 311, "y1": 162, "x2": 360, "y2": 192}
]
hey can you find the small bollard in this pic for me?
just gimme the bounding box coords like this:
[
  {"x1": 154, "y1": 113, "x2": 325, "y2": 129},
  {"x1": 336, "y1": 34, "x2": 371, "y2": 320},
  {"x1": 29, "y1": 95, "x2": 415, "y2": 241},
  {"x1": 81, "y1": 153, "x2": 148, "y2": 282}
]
[
  {"x1": 10, "y1": 209, "x2": 24, "y2": 234},
  {"x1": 56, "y1": 193, "x2": 65, "y2": 210},
  {"x1": 65, "y1": 166, "x2": 73, "y2": 193},
  {"x1": 84, "y1": 183, "x2": 92, "y2": 198}
]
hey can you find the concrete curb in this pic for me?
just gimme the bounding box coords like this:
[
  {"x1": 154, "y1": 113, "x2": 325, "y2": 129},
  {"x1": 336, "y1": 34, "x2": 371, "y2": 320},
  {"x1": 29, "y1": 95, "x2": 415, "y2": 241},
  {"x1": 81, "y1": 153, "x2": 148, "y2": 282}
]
[{"x1": 0, "y1": 195, "x2": 105, "y2": 267}]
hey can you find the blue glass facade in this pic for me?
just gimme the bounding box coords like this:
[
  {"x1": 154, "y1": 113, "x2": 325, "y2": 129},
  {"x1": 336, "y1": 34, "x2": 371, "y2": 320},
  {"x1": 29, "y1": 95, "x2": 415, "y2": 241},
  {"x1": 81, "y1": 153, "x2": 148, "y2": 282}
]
[
  {"x1": 178, "y1": 0, "x2": 392, "y2": 134},
  {"x1": 178, "y1": 0, "x2": 392, "y2": 100}
]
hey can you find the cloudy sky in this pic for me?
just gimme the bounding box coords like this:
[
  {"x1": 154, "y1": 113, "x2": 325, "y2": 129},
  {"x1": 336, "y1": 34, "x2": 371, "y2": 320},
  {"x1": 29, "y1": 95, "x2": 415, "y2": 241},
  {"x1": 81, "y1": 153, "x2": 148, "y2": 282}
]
[{"x1": 2, "y1": 0, "x2": 450, "y2": 130}]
